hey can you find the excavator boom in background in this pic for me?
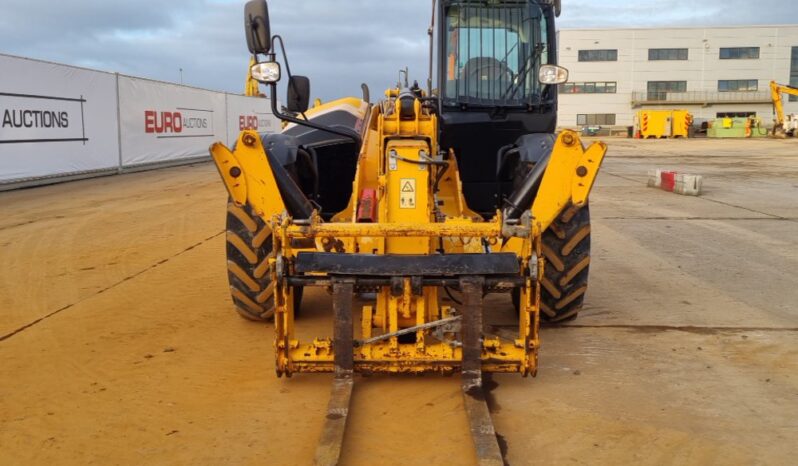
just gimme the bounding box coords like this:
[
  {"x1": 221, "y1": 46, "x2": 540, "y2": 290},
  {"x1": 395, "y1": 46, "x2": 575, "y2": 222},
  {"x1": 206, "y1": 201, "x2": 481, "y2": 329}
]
[
  {"x1": 245, "y1": 56, "x2": 261, "y2": 97},
  {"x1": 770, "y1": 80, "x2": 798, "y2": 138}
]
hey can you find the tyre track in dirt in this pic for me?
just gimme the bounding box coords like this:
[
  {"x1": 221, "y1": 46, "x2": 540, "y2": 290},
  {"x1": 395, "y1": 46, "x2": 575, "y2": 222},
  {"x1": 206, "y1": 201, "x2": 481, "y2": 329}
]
[{"x1": 0, "y1": 231, "x2": 223, "y2": 342}]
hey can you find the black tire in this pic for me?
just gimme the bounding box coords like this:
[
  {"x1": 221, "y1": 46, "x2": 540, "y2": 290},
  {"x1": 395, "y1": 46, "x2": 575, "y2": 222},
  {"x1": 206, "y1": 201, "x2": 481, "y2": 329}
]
[
  {"x1": 225, "y1": 201, "x2": 302, "y2": 321},
  {"x1": 539, "y1": 204, "x2": 591, "y2": 322}
]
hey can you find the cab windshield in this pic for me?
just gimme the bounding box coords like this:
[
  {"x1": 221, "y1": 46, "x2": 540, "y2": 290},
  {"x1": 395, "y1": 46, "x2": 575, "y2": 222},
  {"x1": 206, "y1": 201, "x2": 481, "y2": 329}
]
[{"x1": 443, "y1": 2, "x2": 548, "y2": 107}]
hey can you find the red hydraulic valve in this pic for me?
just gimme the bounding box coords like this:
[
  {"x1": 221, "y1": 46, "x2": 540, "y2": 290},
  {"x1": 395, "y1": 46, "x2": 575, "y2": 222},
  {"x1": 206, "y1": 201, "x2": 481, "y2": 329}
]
[{"x1": 357, "y1": 188, "x2": 377, "y2": 222}]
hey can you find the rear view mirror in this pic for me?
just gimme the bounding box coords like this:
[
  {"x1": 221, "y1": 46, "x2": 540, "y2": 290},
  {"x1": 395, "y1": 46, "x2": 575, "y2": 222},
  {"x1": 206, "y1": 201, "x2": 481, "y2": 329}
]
[
  {"x1": 287, "y1": 76, "x2": 311, "y2": 113},
  {"x1": 245, "y1": 0, "x2": 271, "y2": 54}
]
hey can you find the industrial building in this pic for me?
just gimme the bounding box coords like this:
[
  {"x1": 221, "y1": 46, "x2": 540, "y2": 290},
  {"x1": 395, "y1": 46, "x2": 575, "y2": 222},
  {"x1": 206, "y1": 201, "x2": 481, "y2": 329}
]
[{"x1": 556, "y1": 25, "x2": 798, "y2": 130}]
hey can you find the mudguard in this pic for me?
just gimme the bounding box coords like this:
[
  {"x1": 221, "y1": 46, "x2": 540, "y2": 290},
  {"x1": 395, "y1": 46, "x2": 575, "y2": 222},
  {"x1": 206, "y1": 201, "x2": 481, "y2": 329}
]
[
  {"x1": 514, "y1": 133, "x2": 556, "y2": 165},
  {"x1": 260, "y1": 133, "x2": 300, "y2": 167}
]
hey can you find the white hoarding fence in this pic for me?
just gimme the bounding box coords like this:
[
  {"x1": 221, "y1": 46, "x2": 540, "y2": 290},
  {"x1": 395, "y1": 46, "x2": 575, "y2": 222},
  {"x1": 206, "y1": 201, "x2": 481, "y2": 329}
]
[
  {"x1": 225, "y1": 94, "x2": 279, "y2": 146},
  {"x1": 118, "y1": 75, "x2": 227, "y2": 167},
  {"x1": 0, "y1": 54, "x2": 119, "y2": 183},
  {"x1": 0, "y1": 53, "x2": 278, "y2": 188}
]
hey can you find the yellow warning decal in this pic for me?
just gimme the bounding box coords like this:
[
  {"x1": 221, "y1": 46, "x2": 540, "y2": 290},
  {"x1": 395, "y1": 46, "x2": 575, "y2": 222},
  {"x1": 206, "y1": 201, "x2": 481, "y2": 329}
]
[{"x1": 399, "y1": 178, "x2": 416, "y2": 209}]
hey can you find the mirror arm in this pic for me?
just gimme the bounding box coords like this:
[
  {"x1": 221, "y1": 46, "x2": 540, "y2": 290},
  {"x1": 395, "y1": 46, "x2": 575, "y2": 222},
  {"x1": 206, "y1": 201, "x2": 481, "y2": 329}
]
[
  {"x1": 268, "y1": 82, "x2": 362, "y2": 147},
  {"x1": 266, "y1": 34, "x2": 361, "y2": 147},
  {"x1": 272, "y1": 37, "x2": 294, "y2": 87},
  {"x1": 272, "y1": 35, "x2": 308, "y2": 119}
]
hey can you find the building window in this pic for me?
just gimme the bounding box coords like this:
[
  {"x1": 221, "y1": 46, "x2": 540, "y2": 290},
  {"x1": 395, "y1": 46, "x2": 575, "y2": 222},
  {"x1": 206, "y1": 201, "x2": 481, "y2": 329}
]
[
  {"x1": 646, "y1": 81, "x2": 687, "y2": 101},
  {"x1": 719, "y1": 47, "x2": 760, "y2": 59},
  {"x1": 649, "y1": 48, "x2": 688, "y2": 60},
  {"x1": 560, "y1": 82, "x2": 617, "y2": 94},
  {"x1": 718, "y1": 80, "x2": 759, "y2": 92},
  {"x1": 717, "y1": 112, "x2": 756, "y2": 118},
  {"x1": 578, "y1": 49, "x2": 618, "y2": 62},
  {"x1": 577, "y1": 114, "x2": 616, "y2": 126},
  {"x1": 790, "y1": 47, "x2": 798, "y2": 102}
]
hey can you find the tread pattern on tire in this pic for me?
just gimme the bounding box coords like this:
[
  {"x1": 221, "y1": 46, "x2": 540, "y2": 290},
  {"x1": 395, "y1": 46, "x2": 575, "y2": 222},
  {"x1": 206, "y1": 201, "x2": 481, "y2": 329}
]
[
  {"x1": 226, "y1": 202, "x2": 276, "y2": 321},
  {"x1": 539, "y1": 204, "x2": 592, "y2": 322}
]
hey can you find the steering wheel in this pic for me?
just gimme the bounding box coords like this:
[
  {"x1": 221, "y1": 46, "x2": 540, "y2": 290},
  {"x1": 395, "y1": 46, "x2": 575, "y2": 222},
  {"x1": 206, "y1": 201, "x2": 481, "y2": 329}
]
[{"x1": 462, "y1": 57, "x2": 514, "y2": 87}]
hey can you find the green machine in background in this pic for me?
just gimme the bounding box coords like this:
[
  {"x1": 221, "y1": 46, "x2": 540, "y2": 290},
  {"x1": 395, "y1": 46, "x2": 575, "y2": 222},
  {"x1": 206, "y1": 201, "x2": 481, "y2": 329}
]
[{"x1": 708, "y1": 116, "x2": 769, "y2": 138}]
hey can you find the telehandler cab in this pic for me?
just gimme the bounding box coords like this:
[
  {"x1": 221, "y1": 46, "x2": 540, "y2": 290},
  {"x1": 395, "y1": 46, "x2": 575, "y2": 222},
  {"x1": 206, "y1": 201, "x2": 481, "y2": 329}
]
[{"x1": 209, "y1": 1, "x2": 606, "y2": 463}]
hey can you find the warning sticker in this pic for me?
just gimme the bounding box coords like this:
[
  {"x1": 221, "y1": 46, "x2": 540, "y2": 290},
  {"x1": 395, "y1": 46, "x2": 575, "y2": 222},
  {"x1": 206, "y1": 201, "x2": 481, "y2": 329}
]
[{"x1": 399, "y1": 178, "x2": 416, "y2": 209}]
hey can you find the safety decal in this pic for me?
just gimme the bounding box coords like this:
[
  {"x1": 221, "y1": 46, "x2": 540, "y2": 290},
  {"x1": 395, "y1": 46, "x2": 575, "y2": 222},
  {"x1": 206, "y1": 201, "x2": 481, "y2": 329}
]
[{"x1": 399, "y1": 178, "x2": 416, "y2": 208}]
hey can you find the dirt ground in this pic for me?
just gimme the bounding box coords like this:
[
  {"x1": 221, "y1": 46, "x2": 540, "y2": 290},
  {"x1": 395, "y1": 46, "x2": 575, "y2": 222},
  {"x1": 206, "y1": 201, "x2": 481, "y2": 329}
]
[{"x1": 1, "y1": 138, "x2": 797, "y2": 465}]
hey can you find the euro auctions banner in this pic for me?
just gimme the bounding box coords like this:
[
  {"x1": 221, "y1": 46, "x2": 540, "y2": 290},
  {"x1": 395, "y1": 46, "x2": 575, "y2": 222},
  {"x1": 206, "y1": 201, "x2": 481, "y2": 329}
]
[
  {"x1": 0, "y1": 54, "x2": 283, "y2": 187},
  {"x1": 225, "y1": 94, "x2": 279, "y2": 146},
  {"x1": 0, "y1": 54, "x2": 119, "y2": 183},
  {"x1": 118, "y1": 75, "x2": 226, "y2": 167}
]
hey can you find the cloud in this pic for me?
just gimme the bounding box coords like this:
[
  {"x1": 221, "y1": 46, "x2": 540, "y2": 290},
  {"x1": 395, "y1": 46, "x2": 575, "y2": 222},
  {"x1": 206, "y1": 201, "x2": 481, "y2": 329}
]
[
  {"x1": 559, "y1": 0, "x2": 797, "y2": 28},
  {"x1": 0, "y1": 0, "x2": 795, "y2": 101}
]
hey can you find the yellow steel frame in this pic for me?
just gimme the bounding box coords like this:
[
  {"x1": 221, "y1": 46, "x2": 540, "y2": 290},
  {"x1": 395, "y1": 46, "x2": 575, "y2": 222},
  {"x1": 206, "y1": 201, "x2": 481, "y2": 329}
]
[{"x1": 209, "y1": 88, "x2": 606, "y2": 378}]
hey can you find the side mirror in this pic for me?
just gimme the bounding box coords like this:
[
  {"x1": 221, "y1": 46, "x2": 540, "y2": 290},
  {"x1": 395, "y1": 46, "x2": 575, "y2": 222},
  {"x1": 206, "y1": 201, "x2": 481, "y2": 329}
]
[
  {"x1": 287, "y1": 76, "x2": 311, "y2": 113},
  {"x1": 245, "y1": 0, "x2": 271, "y2": 54},
  {"x1": 554, "y1": 0, "x2": 561, "y2": 17}
]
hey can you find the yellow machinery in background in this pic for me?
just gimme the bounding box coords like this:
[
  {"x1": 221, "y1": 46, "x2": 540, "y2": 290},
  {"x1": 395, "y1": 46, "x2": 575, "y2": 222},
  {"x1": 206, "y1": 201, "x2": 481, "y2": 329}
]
[
  {"x1": 770, "y1": 81, "x2": 798, "y2": 138},
  {"x1": 245, "y1": 57, "x2": 261, "y2": 97},
  {"x1": 635, "y1": 110, "x2": 692, "y2": 139},
  {"x1": 212, "y1": 1, "x2": 605, "y2": 464}
]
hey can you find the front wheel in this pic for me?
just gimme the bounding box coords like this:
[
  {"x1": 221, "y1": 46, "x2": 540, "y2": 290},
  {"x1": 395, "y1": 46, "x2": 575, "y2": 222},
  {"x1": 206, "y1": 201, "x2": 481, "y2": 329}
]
[
  {"x1": 225, "y1": 201, "x2": 302, "y2": 321},
  {"x1": 539, "y1": 204, "x2": 592, "y2": 322},
  {"x1": 513, "y1": 203, "x2": 592, "y2": 322}
]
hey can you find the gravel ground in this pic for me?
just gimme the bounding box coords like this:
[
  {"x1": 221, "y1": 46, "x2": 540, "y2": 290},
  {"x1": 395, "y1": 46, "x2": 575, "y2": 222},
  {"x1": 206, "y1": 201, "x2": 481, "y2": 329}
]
[{"x1": 1, "y1": 137, "x2": 796, "y2": 465}]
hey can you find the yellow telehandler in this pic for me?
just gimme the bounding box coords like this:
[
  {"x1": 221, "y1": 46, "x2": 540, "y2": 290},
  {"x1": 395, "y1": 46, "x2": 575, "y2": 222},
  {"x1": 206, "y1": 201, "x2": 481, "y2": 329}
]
[{"x1": 210, "y1": 1, "x2": 606, "y2": 463}]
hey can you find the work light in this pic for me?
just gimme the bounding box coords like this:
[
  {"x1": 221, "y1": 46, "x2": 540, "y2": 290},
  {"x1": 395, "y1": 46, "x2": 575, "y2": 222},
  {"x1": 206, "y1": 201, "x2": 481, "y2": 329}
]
[
  {"x1": 251, "y1": 61, "x2": 281, "y2": 83},
  {"x1": 539, "y1": 65, "x2": 569, "y2": 85}
]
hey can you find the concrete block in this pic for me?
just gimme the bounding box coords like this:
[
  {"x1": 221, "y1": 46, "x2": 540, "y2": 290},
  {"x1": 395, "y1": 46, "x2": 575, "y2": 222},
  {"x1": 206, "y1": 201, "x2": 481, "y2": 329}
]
[
  {"x1": 647, "y1": 169, "x2": 662, "y2": 188},
  {"x1": 675, "y1": 174, "x2": 703, "y2": 196}
]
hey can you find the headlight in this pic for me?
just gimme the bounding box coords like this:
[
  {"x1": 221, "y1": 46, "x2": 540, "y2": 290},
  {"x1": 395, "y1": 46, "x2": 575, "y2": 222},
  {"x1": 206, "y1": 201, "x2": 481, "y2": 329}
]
[
  {"x1": 539, "y1": 65, "x2": 569, "y2": 85},
  {"x1": 251, "y1": 61, "x2": 281, "y2": 84}
]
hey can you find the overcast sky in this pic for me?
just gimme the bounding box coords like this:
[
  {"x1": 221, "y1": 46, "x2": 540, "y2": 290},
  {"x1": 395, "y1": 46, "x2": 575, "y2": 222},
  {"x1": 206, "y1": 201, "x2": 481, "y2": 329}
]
[{"x1": 1, "y1": 0, "x2": 796, "y2": 101}]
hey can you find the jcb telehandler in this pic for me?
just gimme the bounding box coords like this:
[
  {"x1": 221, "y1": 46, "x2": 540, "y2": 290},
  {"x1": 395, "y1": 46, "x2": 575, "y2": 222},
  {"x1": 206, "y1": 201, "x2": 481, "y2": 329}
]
[{"x1": 210, "y1": 1, "x2": 606, "y2": 463}]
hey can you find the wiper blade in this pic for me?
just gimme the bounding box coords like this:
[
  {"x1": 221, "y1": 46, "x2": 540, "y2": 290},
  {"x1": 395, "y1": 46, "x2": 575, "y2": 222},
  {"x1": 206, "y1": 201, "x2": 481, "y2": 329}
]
[
  {"x1": 443, "y1": 96, "x2": 550, "y2": 110},
  {"x1": 502, "y1": 42, "x2": 545, "y2": 101}
]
